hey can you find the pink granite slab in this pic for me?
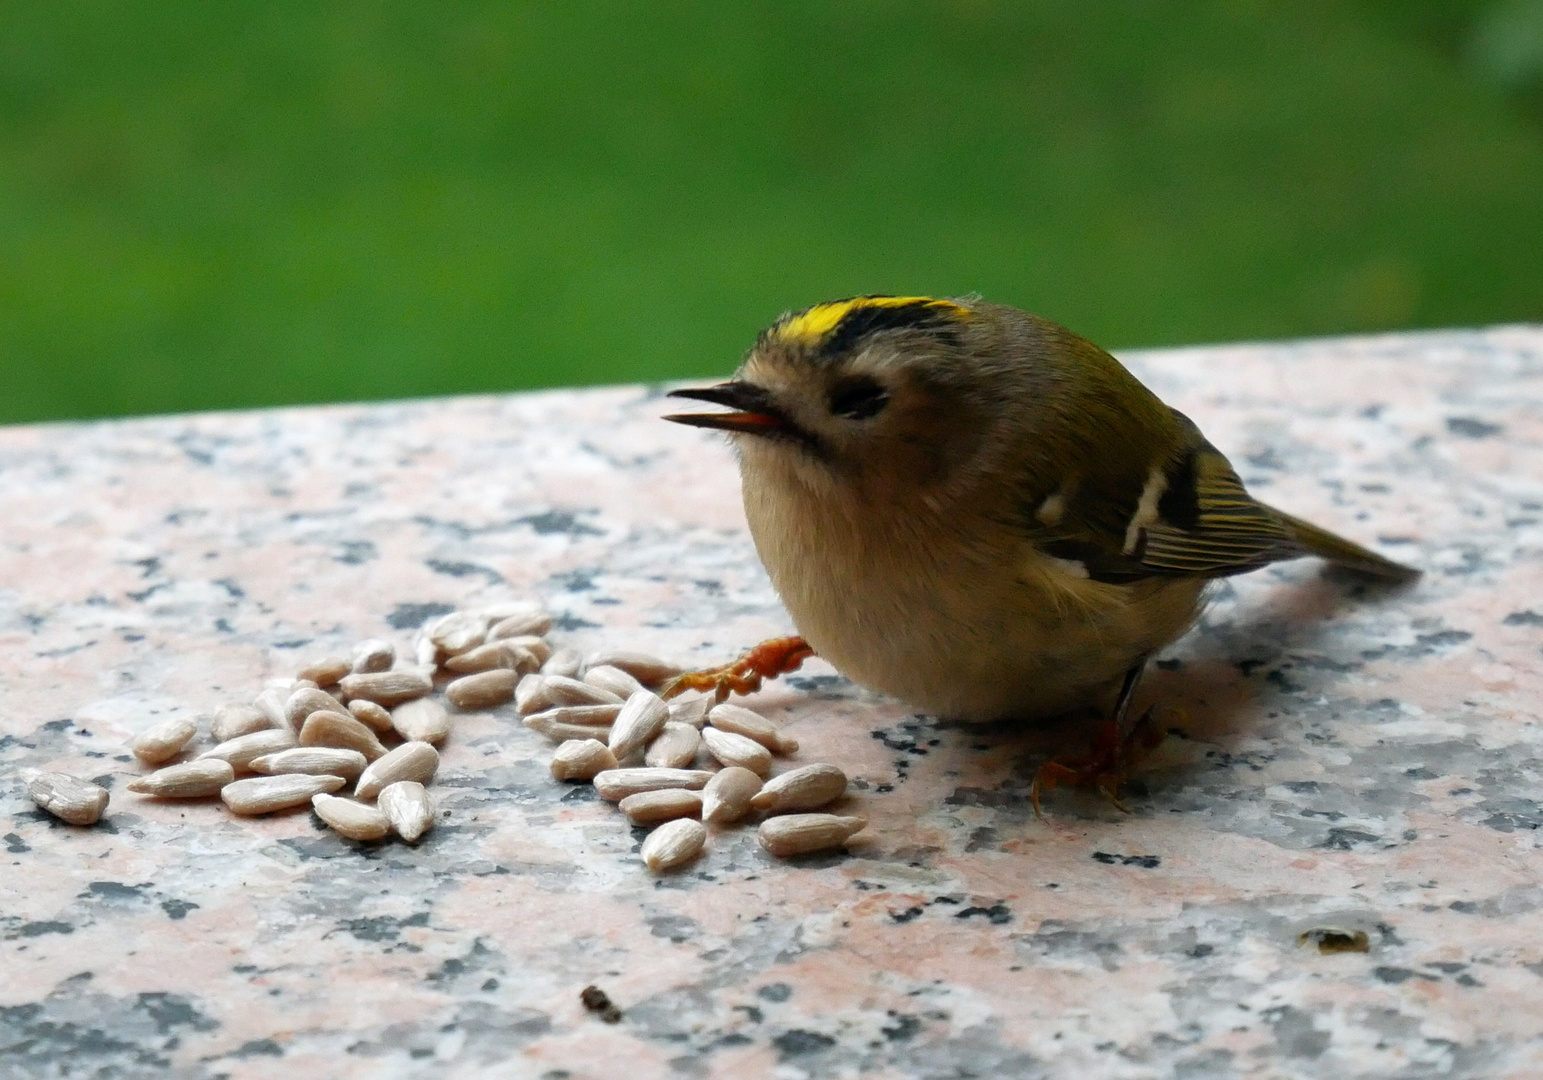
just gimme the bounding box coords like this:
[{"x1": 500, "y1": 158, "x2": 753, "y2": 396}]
[{"x1": 2, "y1": 327, "x2": 1541, "y2": 1079}]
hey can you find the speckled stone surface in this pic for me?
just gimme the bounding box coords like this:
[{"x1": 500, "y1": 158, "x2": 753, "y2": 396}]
[{"x1": 3, "y1": 327, "x2": 1541, "y2": 1079}]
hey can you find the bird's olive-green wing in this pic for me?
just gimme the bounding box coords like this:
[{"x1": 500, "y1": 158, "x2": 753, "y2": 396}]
[{"x1": 1032, "y1": 409, "x2": 1415, "y2": 583}]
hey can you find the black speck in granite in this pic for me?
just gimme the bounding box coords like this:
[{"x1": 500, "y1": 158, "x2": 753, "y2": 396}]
[
  {"x1": 773, "y1": 1029, "x2": 836, "y2": 1058},
  {"x1": 1446, "y1": 417, "x2": 1503, "y2": 438},
  {"x1": 955, "y1": 904, "x2": 1013, "y2": 925},
  {"x1": 385, "y1": 602, "x2": 456, "y2": 630},
  {"x1": 427, "y1": 559, "x2": 505, "y2": 584}
]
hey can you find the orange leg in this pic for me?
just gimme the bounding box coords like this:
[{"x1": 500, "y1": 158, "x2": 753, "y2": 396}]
[
  {"x1": 660, "y1": 636, "x2": 815, "y2": 703},
  {"x1": 1030, "y1": 659, "x2": 1172, "y2": 817},
  {"x1": 1029, "y1": 707, "x2": 1167, "y2": 817}
]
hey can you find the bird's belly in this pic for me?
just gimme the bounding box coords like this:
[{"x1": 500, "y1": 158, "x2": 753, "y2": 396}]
[{"x1": 756, "y1": 522, "x2": 1203, "y2": 721}]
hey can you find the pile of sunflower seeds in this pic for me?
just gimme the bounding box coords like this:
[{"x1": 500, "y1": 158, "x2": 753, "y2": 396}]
[{"x1": 26, "y1": 601, "x2": 867, "y2": 873}]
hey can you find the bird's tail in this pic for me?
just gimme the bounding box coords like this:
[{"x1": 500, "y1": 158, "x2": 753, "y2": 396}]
[{"x1": 1265, "y1": 506, "x2": 1421, "y2": 582}]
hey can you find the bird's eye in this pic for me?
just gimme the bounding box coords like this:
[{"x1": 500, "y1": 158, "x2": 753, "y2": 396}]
[{"x1": 827, "y1": 376, "x2": 889, "y2": 420}]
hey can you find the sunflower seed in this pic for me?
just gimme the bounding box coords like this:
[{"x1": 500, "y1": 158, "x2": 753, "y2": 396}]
[
  {"x1": 443, "y1": 641, "x2": 539, "y2": 675},
  {"x1": 390, "y1": 697, "x2": 451, "y2": 744},
  {"x1": 311, "y1": 793, "x2": 390, "y2": 841},
  {"x1": 253, "y1": 686, "x2": 291, "y2": 729},
  {"x1": 620, "y1": 788, "x2": 702, "y2": 825},
  {"x1": 129, "y1": 716, "x2": 198, "y2": 765},
  {"x1": 355, "y1": 740, "x2": 440, "y2": 799},
  {"x1": 550, "y1": 739, "x2": 619, "y2": 781},
  {"x1": 667, "y1": 694, "x2": 710, "y2": 728},
  {"x1": 298, "y1": 655, "x2": 351, "y2": 686},
  {"x1": 339, "y1": 670, "x2": 433, "y2": 707},
  {"x1": 757, "y1": 813, "x2": 867, "y2": 857},
  {"x1": 127, "y1": 759, "x2": 234, "y2": 798},
  {"x1": 378, "y1": 781, "x2": 435, "y2": 842},
  {"x1": 545, "y1": 675, "x2": 622, "y2": 708},
  {"x1": 212, "y1": 703, "x2": 273, "y2": 743},
  {"x1": 515, "y1": 673, "x2": 549, "y2": 713},
  {"x1": 701, "y1": 766, "x2": 763, "y2": 825},
  {"x1": 701, "y1": 727, "x2": 772, "y2": 776},
  {"x1": 222, "y1": 774, "x2": 346, "y2": 815},
  {"x1": 607, "y1": 690, "x2": 669, "y2": 761},
  {"x1": 587, "y1": 650, "x2": 684, "y2": 690},
  {"x1": 298, "y1": 710, "x2": 389, "y2": 761},
  {"x1": 350, "y1": 638, "x2": 396, "y2": 673},
  {"x1": 750, "y1": 763, "x2": 848, "y2": 814},
  {"x1": 428, "y1": 611, "x2": 488, "y2": 657},
  {"x1": 593, "y1": 767, "x2": 713, "y2": 802},
  {"x1": 584, "y1": 664, "x2": 646, "y2": 700},
  {"x1": 708, "y1": 703, "x2": 798, "y2": 754},
  {"x1": 641, "y1": 818, "x2": 707, "y2": 872},
  {"x1": 347, "y1": 699, "x2": 395, "y2": 734},
  {"x1": 286, "y1": 687, "x2": 344, "y2": 731},
  {"x1": 414, "y1": 633, "x2": 439, "y2": 670},
  {"x1": 446, "y1": 668, "x2": 520, "y2": 710},
  {"x1": 587, "y1": 649, "x2": 674, "y2": 683},
  {"x1": 644, "y1": 722, "x2": 701, "y2": 769},
  {"x1": 502, "y1": 634, "x2": 552, "y2": 666},
  {"x1": 199, "y1": 729, "x2": 297, "y2": 771},
  {"x1": 541, "y1": 647, "x2": 585, "y2": 679},
  {"x1": 28, "y1": 772, "x2": 109, "y2": 825},
  {"x1": 528, "y1": 703, "x2": 623, "y2": 728},
  {"x1": 525, "y1": 715, "x2": 615, "y2": 743},
  {"x1": 488, "y1": 610, "x2": 552, "y2": 639},
  {"x1": 251, "y1": 747, "x2": 368, "y2": 781}
]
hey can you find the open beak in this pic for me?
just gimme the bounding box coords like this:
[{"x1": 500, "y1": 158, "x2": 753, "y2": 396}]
[{"x1": 663, "y1": 381, "x2": 789, "y2": 436}]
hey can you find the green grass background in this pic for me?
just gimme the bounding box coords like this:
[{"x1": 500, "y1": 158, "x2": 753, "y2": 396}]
[{"x1": 2, "y1": 1, "x2": 1541, "y2": 424}]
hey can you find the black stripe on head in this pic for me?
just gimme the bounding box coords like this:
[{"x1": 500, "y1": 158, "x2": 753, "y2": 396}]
[{"x1": 822, "y1": 299, "x2": 962, "y2": 358}]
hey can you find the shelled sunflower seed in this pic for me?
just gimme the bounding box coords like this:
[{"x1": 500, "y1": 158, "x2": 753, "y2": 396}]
[
  {"x1": 391, "y1": 697, "x2": 451, "y2": 744},
  {"x1": 446, "y1": 669, "x2": 519, "y2": 710},
  {"x1": 378, "y1": 781, "x2": 435, "y2": 842},
  {"x1": 222, "y1": 774, "x2": 346, "y2": 816},
  {"x1": 643, "y1": 722, "x2": 701, "y2": 769},
  {"x1": 127, "y1": 759, "x2": 235, "y2": 798},
  {"x1": 212, "y1": 703, "x2": 272, "y2": 743},
  {"x1": 298, "y1": 710, "x2": 388, "y2": 760},
  {"x1": 550, "y1": 739, "x2": 618, "y2": 781},
  {"x1": 607, "y1": 691, "x2": 669, "y2": 761},
  {"x1": 356, "y1": 741, "x2": 439, "y2": 800},
  {"x1": 28, "y1": 771, "x2": 110, "y2": 825},
  {"x1": 641, "y1": 818, "x2": 707, "y2": 872},
  {"x1": 758, "y1": 814, "x2": 868, "y2": 857},
  {"x1": 584, "y1": 664, "x2": 646, "y2": 700},
  {"x1": 312, "y1": 793, "x2": 390, "y2": 841},
  {"x1": 618, "y1": 788, "x2": 702, "y2": 825},
  {"x1": 702, "y1": 727, "x2": 773, "y2": 776},
  {"x1": 750, "y1": 763, "x2": 848, "y2": 813},
  {"x1": 251, "y1": 747, "x2": 368, "y2": 781},
  {"x1": 701, "y1": 766, "x2": 762, "y2": 825},
  {"x1": 299, "y1": 655, "x2": 351, "y2": 686},
  {"x1": 129, "y1": 716, "x2": 198, "y2": 765},
  {"x1": 200, "y1": 729, "x2": 297, "y2": 771}
]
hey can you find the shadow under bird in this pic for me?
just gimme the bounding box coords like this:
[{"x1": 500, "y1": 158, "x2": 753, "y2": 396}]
[{"x1": 662, "y1": 296, "x2": 1417, "y2": 808}]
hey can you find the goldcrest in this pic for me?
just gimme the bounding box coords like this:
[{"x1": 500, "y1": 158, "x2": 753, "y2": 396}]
[{"x1": 664, "y1": 295, "x2": 1416, "y2": 724}]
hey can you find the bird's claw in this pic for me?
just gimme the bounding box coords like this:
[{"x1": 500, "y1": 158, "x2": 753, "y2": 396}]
[
  {"x1": 1030, "y1": 706, "x2": 1167, "y2": 818},
  {"x1": 660, "y1": 636, "x2": 815, "y2": 703}
]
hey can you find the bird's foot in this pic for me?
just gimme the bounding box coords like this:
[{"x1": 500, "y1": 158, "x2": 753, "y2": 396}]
[
  {"x1": 659, "y1": 636, "x2": 815, "y2": 703},
  {"x1": 1030, "y1": 706, "x2": 1168, "y2": 817}
]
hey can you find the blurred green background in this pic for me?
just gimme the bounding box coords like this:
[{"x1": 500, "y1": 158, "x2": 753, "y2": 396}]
[{"x1": 2, "y1": 1, "x2": 1542, "y2": 424}]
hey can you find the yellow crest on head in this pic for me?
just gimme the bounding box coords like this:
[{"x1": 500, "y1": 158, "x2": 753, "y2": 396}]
[{"x1": 772, "y1": 295, "x2": 971, "y2": 344}]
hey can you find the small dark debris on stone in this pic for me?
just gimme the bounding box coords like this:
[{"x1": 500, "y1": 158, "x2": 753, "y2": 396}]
[
  {"x1": 1297, "y1": 927, "x2": 1370, "y2": 954},
  {"x1": 580, "y1": 984, "x2": 622, "y2": 1023}
]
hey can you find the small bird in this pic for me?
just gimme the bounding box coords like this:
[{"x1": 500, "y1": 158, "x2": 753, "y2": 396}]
[{"x1": 663, "y1": 296, "x2": 1417, "y2": 806}]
